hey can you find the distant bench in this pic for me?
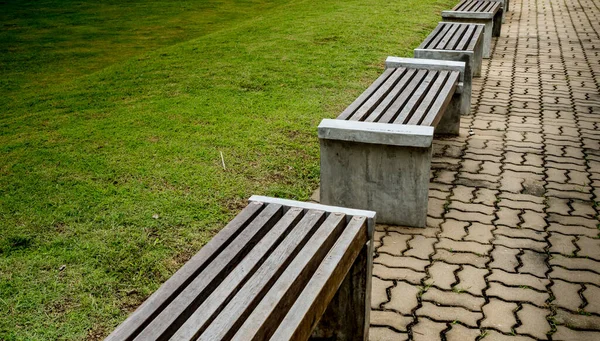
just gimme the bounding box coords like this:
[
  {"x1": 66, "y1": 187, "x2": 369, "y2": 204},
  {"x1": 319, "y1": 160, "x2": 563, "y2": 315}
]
[
  {"x1": 414, "y1": 22, "x2": 485, "y2": 113},
  {"x1": 105, "y1": 196, "x2": 375, "y2": 341},
  {"x1": 318, "y1": 57, "x2": 467, "y2": 227},
  {"x1": 442, "y1": 0, "x2": 503, "y2": 58}
]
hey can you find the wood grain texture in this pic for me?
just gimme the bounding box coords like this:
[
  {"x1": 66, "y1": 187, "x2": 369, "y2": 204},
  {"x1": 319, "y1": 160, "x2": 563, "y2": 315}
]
[
  {"x1": 132, "y1": 203, "x2": 284, "y2": 341},
  {"x1": 269, "y1": 216, "x2": 368, "y2": 341},
  {"x1": 104, "y1": 201, "x2": 265, "y2": 341}
]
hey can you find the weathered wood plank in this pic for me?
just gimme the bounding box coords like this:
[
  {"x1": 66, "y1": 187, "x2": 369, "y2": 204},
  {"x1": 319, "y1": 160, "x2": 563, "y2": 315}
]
[
  {"x1": 376, "y1": 69, "x2": 427, "y2": 124},
  {"x1": 349, "y1": 68, "x2": 405, "y2": 122},
  {"x1": 364, "y1": 68, "x2": 416, "y2": 123},
  {"x1": 104, "y1": 201, "x2": 265, "y2": 341},
  {"x1": 407, "y1": 71, "x2": 449, "y2": 126},
  {"x1": 132, "y1": 203, "x2": 284, "y2": 341},
  {"x1": 456, "y1": 24, "x2": 476, "y2": 50},
  {"x1": 436, "y1": 24, "x2": 460, "y2": 50},
  {"x1": 337, "y1": 68, "x2": 395, "y2": 120},
  {"x1": 446, "y1": 24, "x2": 468, "y2": 50},
  {"x1": 310, "y1": 240, "x2": 373, "y2": 340},
  {"x1": 167, "y1": 207, "x2": 313, "y2": 341},
  {"x1": 420, "y1": 71, "x2": 460, "y2": 127},
  {"x1": 393, "y1": 70, "x2": 438, "y2": 124},
  {"x1": 207, "y1": 212, "x2": 348, "y2": 341},
  {"x1": 427, "y1": 24, "x2": 452, "y2": 50},
  {"x1": 467, "y1": 25, "x2": 485, "y2": 51},
  {"x1": 269, "y1": 216, "x2": 368, "y2": 341}
]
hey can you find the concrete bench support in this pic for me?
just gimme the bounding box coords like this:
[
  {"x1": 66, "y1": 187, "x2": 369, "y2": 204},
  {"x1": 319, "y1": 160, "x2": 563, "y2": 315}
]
[{"x1": 319, "y1": 120, "x2": 434, "y2": 227}]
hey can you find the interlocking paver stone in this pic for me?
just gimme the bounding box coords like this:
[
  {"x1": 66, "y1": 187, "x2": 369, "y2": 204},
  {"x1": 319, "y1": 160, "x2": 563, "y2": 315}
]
[
  {"x1": 411, "y1": 318, "x2": 446, "y2": 341},
  {"x1": 481, "y1": 299, "x2": 518, "y2": 333},
  {"x1": 370, "y1": 310, "x2": 412, "y2": 332},
  {"x1": 582, "y1": 285, "x2": 600, "y2": 315},
  {"x1": 487, "y1": 282, "x2": 549, "y2": 307},
  {"x1": 369, "y1": 327, "x2": 408, "y2": 341},
  {"x1": 378, "y1": 233, "x2": 411, "y2": 256},
  {"x1": 425, "y1": 262, "x2": 459, "y2": 290},
  {"x1": 553, "y1": 326, "x2": 600, "y2": 341},
  {"x1": 371, "y1": 277, "x2": 393, "y2": 309},
  {"x1": 373, "y1": 264, "x2": 425, "y2": 284},
  {"x1": 488, "y1": 269, "x2": 549, "y2": 291},
  {"x1": 515, "y1": 304, "x2": 551, "y2": 339},
  {"x1": 404, "y1": 236, "x2": 436, "y2": 260},
  {"x1": 551, "y1": 280, "x2": 583, "y2": 312},
  {"x1": 384, "y1": 282, "x2": 420, "y2": 315},
  {"x1": 445, "y1": 324, "x2": 480, "y2": 341},
  {"x1": 554, "y1": 309, "x2": 600, "y2": 331},
  {"x1": 481, "y1": 330, "x2": 535, "y2": 341},
  {"x1": 368, "y1": 0, "x2": 600, "y2": 337},
  {"x1": 421, "y1": 287, "x2": 485, "y2": 311},
  {"x1": 455, "y1": 265, "x2": 487, "y2": 296},
  {"x1": 417, "y1": 302, "x2": 482, "y2": 327},
  {"x1": 490, "y1": 245, "x2": 520, "y2": 272}
]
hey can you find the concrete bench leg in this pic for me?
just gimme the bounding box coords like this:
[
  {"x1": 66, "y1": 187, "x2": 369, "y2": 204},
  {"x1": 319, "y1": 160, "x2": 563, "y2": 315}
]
[
  {"x1": 435, "y1": 93, "x2": 462, "y2": 135},
  {"x1": 493, "y1": 10, "x2": 503, "y2": 36},
  {"x1": 311, "y1": 240, "x2": 373, "y2": 340},
  {"x1": 442, "y1": 17, "x2": 494, "y2": 58},
  {"x1": 319, "y1": 138, "x2": 431, "y2": 227}
]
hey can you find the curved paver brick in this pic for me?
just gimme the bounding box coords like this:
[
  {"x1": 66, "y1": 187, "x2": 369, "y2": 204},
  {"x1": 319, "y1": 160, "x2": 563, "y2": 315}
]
[{"x1": 368, "y1": 0, "x2": 600, "y2": 338}]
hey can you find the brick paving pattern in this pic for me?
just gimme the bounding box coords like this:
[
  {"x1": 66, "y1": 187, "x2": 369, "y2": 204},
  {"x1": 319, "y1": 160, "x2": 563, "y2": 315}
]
[{"x1": 369, "y1": 0, "x2": 600, "y2": 339}]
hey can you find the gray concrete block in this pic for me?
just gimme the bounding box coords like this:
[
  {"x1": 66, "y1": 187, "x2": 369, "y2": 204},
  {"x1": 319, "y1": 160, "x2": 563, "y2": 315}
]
[{"x1": 319, "y1": 137, "x2": 432, "y2": 228}]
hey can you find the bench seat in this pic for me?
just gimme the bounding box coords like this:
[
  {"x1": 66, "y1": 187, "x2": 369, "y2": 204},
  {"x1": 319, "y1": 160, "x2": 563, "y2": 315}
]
[
  {"x1": 318, "y1": 57, "x2": 467, "y2": 227},
  {"x1": 105, "y1": 196, "x2": 375, "y2": 341},
  {"x1": 442, "y1": 0, "x2": 503, "y2": 58},
  {"x1": 414, "y1": 22, "x2": 485, "y2": 114}
]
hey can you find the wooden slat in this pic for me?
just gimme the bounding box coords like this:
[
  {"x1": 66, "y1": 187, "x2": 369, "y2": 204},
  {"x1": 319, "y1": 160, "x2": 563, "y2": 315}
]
[
  {"x1": 364, "y1": 68, "x2": 417, "y2": 123},
  {"x1": 407, "y1": 71, "x2": 450, "y2": 125},
  {"x1": 392, "y1": 70, "x2": 438, "y2": 124},
  {"x1": 132, "y1": 203, "x2": 284, "y2": 341},
  {"x1": 104, "y1": 201, "x2": 266, "y2": 341},
  {"x1": 487, "y1": 1, "x2": 501, "y2": 12},
  {"x1": 268, "y1": 217, "x2": 368, "y2": 341},
  {"x1": 467, "y1": 24, "x2": 485, "y2": 51},
  {"x1": 337, "y1": 68, "x2": 395, "y2": 120},
  {"x1": 464, "y1": 0, "x2": 476, "y2": 11},
  {"x1": 435, "y1": 23, "x2": 460, "y2": 50},
  {"x1": 427, "y1": 23, "x2": 452, "y2": 50},
  {"x1": 456, "y1": 24, "x2": 477, "y2": 51},
  {"x1": 349, "y1": 68, "x2": 405, "y2": 121},
  {"x1": 453, "y1": 0, "x2": 469, "y2": 11},
  {"x1": 203, "y1": 212, "x2": 348, "y2": 341},
  {"x1": 418, "y1": 23, "x2": 444, "y2": 49},
  {"x1": 167, "y1": 207, "x2": 314, "y2": 341},
  {"x1": 446, "y1": 24, "x2": 468, "y2": 50},
  {"x1": 376, "y1": 69, "x2": 428, "y2": 123},
  {"x1": 420, "y1": 71, "x2": 460, "y2": 127}
]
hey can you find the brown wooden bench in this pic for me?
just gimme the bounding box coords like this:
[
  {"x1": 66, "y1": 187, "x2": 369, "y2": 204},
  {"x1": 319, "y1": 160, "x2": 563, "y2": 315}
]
[
  {"x1": 105, "y1": 196, "x2": 375, "y2": 341},
  {"x1": 414, "y1": 22, "x2": 485, "y2": 116},
  {"x1": 318, "y1": 57, "x2": 467, "y2": 227},
  {"x1": 442, "y1": 0, "x2": 503, "y2": 58}
]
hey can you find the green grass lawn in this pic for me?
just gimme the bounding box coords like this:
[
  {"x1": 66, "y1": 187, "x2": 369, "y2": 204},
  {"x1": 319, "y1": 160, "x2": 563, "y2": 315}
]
[{"x1": 0, "y1": 0, "x2": 455, "y2": 339}]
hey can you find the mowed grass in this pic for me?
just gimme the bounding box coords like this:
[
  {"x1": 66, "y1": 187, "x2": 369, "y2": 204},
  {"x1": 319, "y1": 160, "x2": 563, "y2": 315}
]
[{"x1": 0, "y1": 0, "x2": 455, "y2": 339}]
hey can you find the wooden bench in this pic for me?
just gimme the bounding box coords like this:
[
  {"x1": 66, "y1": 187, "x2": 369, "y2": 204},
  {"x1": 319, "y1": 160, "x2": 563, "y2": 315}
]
[
  {"x1": 414, "y1": 22, "x2": 485, "y2": 115},
  {"x1": 318, "y1": 57, "x2": 467, "y2": 227},
  {"x1": 441, "y1": 0, "x2": 503, "y2": 58},
  {"x1": 105, "y1": 196, "x2": 375, "y2": 341}
]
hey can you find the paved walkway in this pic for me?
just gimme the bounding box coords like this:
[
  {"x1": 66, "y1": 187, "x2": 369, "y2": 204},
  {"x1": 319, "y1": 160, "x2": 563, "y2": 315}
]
[{"x1": 368, "y1": 0, "x2": 600, "y2": 339}]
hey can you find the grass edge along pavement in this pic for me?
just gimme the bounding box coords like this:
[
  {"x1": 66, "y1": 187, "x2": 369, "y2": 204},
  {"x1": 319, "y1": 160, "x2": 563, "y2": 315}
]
[{"x1": 0, "y1": 0, "x2": 456, "y2": 339}]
